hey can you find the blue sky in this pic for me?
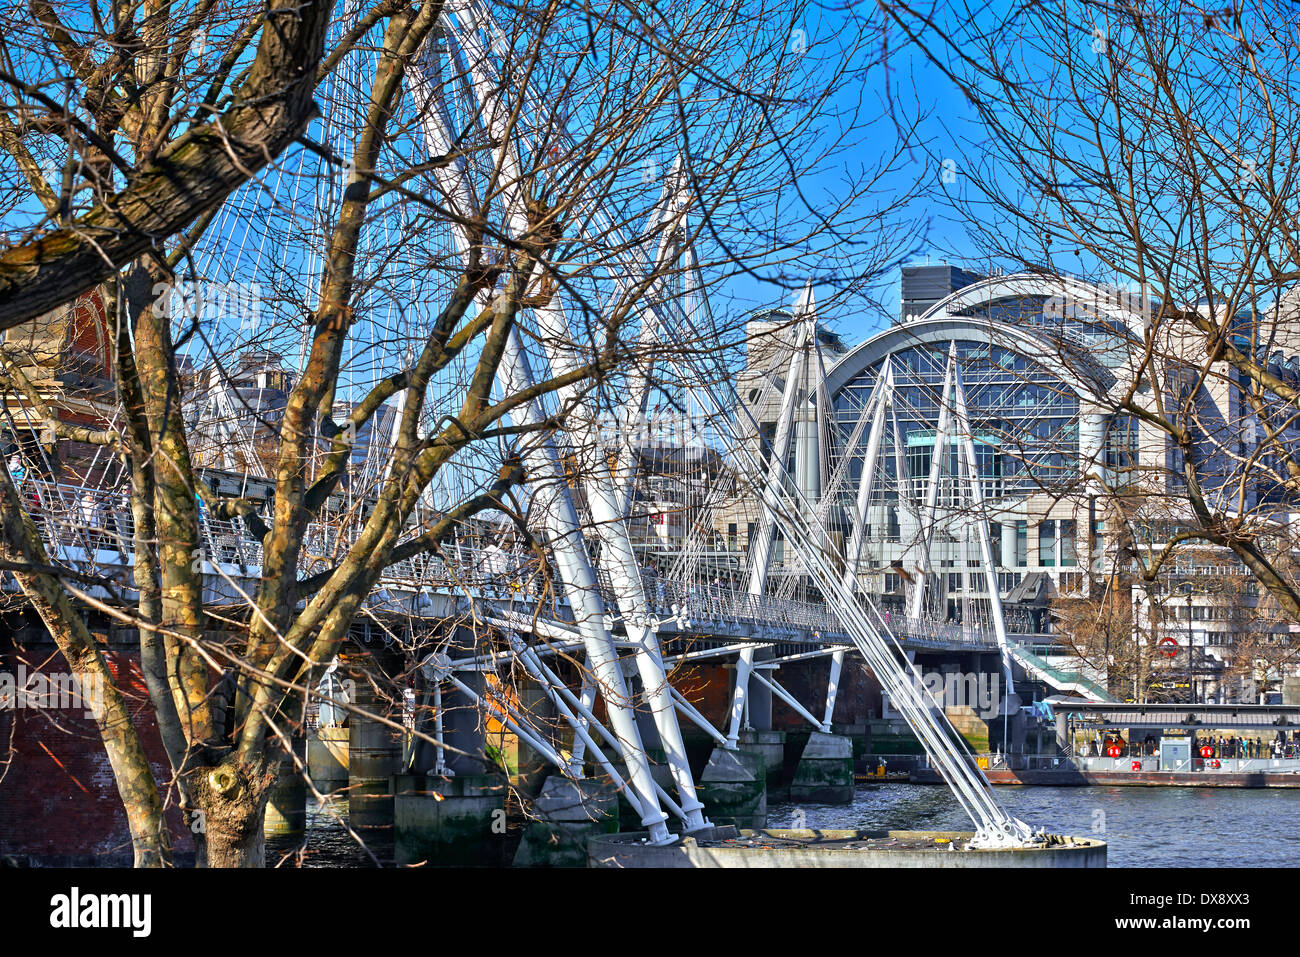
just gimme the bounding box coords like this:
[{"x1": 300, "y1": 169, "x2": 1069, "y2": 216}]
[{"x1": 736, "y1": 3, "x2": 993, "y2": 353}]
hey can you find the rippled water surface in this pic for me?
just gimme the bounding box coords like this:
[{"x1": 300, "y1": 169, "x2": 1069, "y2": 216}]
[
  {"x1": 269, "y1": 783, "x2": 1300, "y2": 867},
  {"x1": 769, "y1": 783, "x2": 1300, "y2": 867}
]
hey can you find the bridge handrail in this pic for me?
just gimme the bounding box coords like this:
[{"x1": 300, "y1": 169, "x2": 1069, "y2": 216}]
[{"x1": 17, "y1": 475, "x2": 1003, "y2": 648}]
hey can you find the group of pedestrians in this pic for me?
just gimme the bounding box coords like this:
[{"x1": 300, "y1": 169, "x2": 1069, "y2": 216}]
[
  {"x1": 1088, "y1": 730, "x2": 1300, "y2": 760},
  {"x1": 1195, "y1": 732, "x2": 1298, "y2": 759}
]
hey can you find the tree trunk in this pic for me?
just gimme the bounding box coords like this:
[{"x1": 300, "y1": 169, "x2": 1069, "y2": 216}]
[
  {"x1": 193, "y1": 758, "x2": 276, "y2": 868},
  {"x1": 204, "y1": 802, "x2": 268, "y2": 869},
  {"x1": 0, "y1": 463, "x2": 171, "y2": 866}
]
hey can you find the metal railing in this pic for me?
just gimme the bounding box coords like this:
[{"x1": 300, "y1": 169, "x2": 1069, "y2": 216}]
[
  {"x1": 13, "y1": 475, "x2": 998, "y2": 647},
  {"x1": 1007, "y1": 640, "x2": 1113, "y2": 701}
]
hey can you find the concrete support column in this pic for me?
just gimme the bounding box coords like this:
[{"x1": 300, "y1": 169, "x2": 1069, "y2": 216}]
[
  {"x1": 406, "y1": 682, "x2": 439, "y2": 775},
  {"x1": 264, "y1": 735, "x2": 306, "y2": 840},
  {"x1": 738, "y1": 724, "x2": 787, "y2": 801},
  {"x1": 308, "y1": 726, "x2": 349, "y2": 794},
  {"x1": 441, "y1": 671, "x2": 489, "y2": 776},
  {"x1": 348, "y1": 680, "x2": 402, "y2": 843}
]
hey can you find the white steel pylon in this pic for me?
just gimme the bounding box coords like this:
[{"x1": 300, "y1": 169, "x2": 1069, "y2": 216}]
[
  {"x1": 724, "y1": 284, "x2": 815, "y2": 749},
  {"x1": 908, "y1": 345, "x2": 956, "y2": 620},
  {"x1": 415, "y1": 9, "x2": 1035, "y2": 846},
  {"x1": 413, "y1": 9, "x2": 715, "y2": 841},
  {"x1": 841, "y1": 360, "x2": 895, "y2": 593}
]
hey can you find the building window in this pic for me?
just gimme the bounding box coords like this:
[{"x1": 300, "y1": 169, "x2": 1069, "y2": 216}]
[
  {"x1": 1105, "y1": 415, "x2": 1138, "y2": 477},
  {"x1": 1016, "y1": 520, "x2": 1027, "y2": 567},
  {"x1": 1038, "y1": 521, "x2": 1057, "y2": 567},
  {"x1": 758, "y1": 424, "x2": 777, "y2": 468},
  {"x1": 727, "y1": 523, "x2": 737, "y2": 550},
  {"x1": 907, "y1": 438, "x2": 932, "y2": 503},
  {"x1": 1060, "y1": 519, "x2": 1076, "y2": 566}
]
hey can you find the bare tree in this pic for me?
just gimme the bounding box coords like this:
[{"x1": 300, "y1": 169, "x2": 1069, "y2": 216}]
[
  {"x1": 0, "y1": 0, "x2": 913, "y2": 866},
  {"x1": 880, "y1": 1, "x2": 1300, "y2": 659}
]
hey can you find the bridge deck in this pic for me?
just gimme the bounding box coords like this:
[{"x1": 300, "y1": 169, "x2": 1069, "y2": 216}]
[{"x1": 11, "y1": 476, "x2": 1010, "y2": 654}]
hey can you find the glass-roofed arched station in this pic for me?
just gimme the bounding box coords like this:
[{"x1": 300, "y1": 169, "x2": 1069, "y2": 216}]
[
  {"x1": 819, "y1": 269, "x2": 1145, "y2": 631},
  {"x1": 708, "y1": 263, "x2": 1299, "y2": 702}
]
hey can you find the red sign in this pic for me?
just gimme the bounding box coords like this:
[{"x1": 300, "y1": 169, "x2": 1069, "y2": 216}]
[{"x1": 1158, "y1": 637, "x2": 1180, "y2": 659}]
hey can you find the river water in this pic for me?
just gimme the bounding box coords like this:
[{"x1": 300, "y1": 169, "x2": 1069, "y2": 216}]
[
  {"x1": 769, "y1": 783, "x2": 1300, "y2": 867},
  {"x1": 271, "y1": 783, "x2": 1300, "y2": 867}
]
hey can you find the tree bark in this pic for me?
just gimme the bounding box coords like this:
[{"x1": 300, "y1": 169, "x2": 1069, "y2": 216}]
[
  {"x1": 0, "y1": 0, "x2": 335, "y2": 330},
  {"x1": 193, "y1": 758, "x2": 276, "y2": 868},
  {"x1": 0, "y1": 462, "x2": 172, "y2": 866}
]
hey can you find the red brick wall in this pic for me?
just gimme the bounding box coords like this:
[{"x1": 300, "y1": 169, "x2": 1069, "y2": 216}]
[{"x1": 0, "y1": 647, "x2": 193, "y2": 865}]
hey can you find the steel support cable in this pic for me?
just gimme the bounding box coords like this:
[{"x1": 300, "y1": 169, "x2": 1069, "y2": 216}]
[
  {"x1": 408, "y1": 40, "x2": 675, "y2": 843},
  {"x1": 643, "y1": 255, "x2": 1035, "y2": 845},
  {"x1": 684, "y1": 363, "x2": 1033, "y2": 843},
  {"x1": 430, "y1": 15, "x2": 711, "y2": 831}
]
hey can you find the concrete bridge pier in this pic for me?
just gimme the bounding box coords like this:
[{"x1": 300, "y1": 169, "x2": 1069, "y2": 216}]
[
  {"x1": 264, "y1": 735, "x2": 307, "y2": 840},
  {"x1": 697, "y1": 747, "x2": 767, "y2": 829},
  {"x1": 308, "y1": 726, "x2": 349, "y2": 794},
  {"x1": 347, "y1": 679, "x2": 402, "y2": 846},
  {"x1": 789, "y1": 730, "x2": 854, "y2": 803},
  {"x1": 740, "y1": 650, "x2": 787, "y2": 800},
  {"x1": 513, "y1": 775, "x2": 619, "y2": 867},
  {"x1": 738, "y1": 729, "x2": 787, "y2": 801},
  {"x1": 438, "y1": 671, "x2": 491, "y2": 775},
  {"x1": 394, "y1": 668, "x2": 508, "y2": 862},
  {"x1": 393, "y1": 772, "x2": 508, "y2": 866}
]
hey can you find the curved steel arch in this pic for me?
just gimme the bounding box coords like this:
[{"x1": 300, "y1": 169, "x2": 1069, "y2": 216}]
[
  {"x1": 916, "y1": 271, "x2": 1149, "y2": 336},
  {"x1": 823, "y1": 314, "x2": 1115, "y2": 402}
]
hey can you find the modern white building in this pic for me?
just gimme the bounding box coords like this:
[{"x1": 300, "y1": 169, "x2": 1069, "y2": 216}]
[{"x1": 716, "y1": 265, "x2": 1300, "y2": 703}]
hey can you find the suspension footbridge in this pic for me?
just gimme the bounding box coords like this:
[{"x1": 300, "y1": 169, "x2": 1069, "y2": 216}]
[{"x1": 0, "y1": 1, "x2": 1119, "y2": 860}]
